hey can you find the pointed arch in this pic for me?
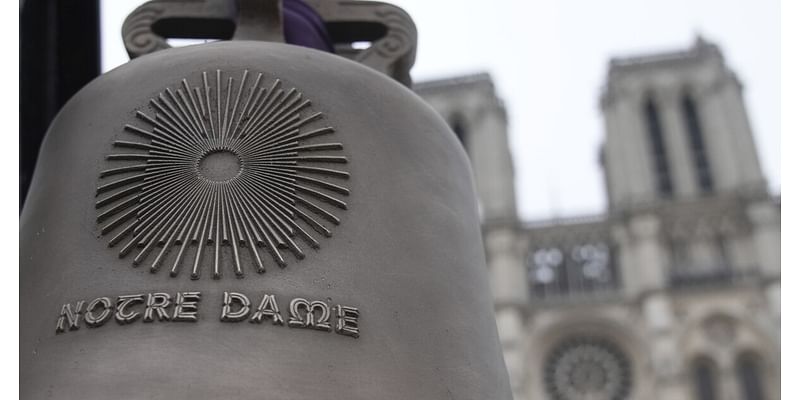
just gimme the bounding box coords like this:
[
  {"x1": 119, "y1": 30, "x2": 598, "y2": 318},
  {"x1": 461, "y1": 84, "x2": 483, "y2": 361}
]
[
  {"x1": 681, "y1": 91, "x2": 714, "y2": 192},
  {"x1": 692, "y1": 356, "x2": 718, "y2": 400},
  {"x1": 736, "y1": 351, "x2": 765, "y2": 400},
  {"x1": 642, "y1": 93, "x2": 673, "y2": 197}
]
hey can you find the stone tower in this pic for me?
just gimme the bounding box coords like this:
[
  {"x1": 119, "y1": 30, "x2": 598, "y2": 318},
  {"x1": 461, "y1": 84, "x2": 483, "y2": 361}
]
[
  {"x1": 595, "y1": 36, "x2": 780, "y2": 400},
  {"x1": 601, "y1": 36, "x2": 767, "y2": 210},
  {"x1": 416, "y1": 37, "x2": 780, "y2": 400}
]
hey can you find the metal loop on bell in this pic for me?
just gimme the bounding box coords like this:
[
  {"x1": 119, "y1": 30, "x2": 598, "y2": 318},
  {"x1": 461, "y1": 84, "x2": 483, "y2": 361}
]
[{"x1": 122, "y1": 0, "x2": 285, "y2": 60}]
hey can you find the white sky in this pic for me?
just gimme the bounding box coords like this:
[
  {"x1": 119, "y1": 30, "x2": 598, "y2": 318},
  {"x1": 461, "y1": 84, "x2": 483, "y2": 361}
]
[{"x1": 101, "y1": 0, "x2": 780, "y2": 221}]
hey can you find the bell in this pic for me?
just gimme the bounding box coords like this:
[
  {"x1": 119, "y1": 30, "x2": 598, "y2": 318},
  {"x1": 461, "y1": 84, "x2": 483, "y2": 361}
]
[{"x1": 20, "y1": 0, "x2": 512, "y2": 398}]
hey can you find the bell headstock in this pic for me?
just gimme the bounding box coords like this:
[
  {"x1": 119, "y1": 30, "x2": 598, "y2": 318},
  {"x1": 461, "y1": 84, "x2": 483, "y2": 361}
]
[{"x1": 122, "y1": 0, "x2": 417, "y2": 86}]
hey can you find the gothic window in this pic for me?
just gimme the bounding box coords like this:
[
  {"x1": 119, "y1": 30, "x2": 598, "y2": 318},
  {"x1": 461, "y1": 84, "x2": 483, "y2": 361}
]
[
  {"x1": 669, "y1": 234, "x2": 734, "y2": 287},
  {"x1": 682, "y1": 93, "x2": 714, "y2": 192},
  {"x1": 713, "y1": 235, "x2": 730, "y2": 270},
  {"x1": 736, "y1": 353, "x2": 765, "y2": 400},
  {"x1": 571, "y1": 243, "x2": 613, "y2": 283},
  {"x1": 670, "y1": 239, "x2": 691, "y2": 272},
  {"x1": 669, "y1": 238, "x2": 697, "y2": 287},
  {"x1": 692, "y1": 357, "x2": 718, "y2": 400},
  {"x1": 527, "y1": 242, "x2": 617, "y2": 299},
  {"x1": 527, "y1": 247, "x2": 565, "y2": 295},
  {"x1": 448, "y1": 114, "x2": 469, "y2": 150},
  {"x1": 643, "y1": 96, "x2": 674, "y2": 197},
  {"x1": 544, "y1": 337, "x2": 632, "y2": 400}
]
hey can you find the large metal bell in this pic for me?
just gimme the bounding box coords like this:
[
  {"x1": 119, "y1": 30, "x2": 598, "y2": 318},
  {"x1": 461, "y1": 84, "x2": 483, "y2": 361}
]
[{"x1": 20, "y1": 1, "x2": 512, "y2": 398}]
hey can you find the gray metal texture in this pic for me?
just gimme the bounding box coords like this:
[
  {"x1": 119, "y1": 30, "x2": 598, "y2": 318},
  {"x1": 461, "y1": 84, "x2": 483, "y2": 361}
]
[{"x1": 20, "y1": 41, "x2": 512, "y2": 399}]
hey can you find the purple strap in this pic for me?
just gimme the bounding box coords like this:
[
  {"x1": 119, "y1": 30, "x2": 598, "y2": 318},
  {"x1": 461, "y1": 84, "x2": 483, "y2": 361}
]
[{"x1": 283, "y1": 0, "x2": 334, "y2": 53}]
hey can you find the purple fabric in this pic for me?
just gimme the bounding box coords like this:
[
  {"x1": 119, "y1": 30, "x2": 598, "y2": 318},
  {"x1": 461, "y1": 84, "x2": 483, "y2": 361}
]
[{"x1": 283, "y1": 0, "x2": 334, "y2": 53}]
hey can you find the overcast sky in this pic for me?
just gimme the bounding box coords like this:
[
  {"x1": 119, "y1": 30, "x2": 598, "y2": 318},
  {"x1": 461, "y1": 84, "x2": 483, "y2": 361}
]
[{"x1": 101, "y1": 0, "x2": 780, "y2": 221}]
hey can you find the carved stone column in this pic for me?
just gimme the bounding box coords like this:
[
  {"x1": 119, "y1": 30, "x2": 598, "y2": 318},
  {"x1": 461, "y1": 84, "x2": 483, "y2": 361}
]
[
  {"x1": 612, "y1": 223, "x2": 638, "y2": 297},
  {"x1": 747, "y1": 201, "x2": 780, "y2": 279},
  {"x1": 628, "y1": 214, "x2": 667, "y2": 292},
  {"x1": 604, "y1": 92, "x2": 655, "y2": 209},
  {"x1": 697, "y1": 79, "x2": 740, "y2": 190},
  {"x1": 657, "y1": 89, "x2": 697, "y2": 198}
]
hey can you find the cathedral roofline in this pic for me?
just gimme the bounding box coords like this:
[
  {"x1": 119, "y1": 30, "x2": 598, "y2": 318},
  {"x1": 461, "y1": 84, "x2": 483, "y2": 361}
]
[
  {"x1": 600, "y1": 36, "x2": 730, "y2": 108},
  {"x1": 518, "y1": 187, "x2": 778, "y2": 233},
  {"x1": 413, "y1": 72, "x2": 495, "y2": 93},
  {"x1": 606, "y1": 35, "x2": 723, "y2": 76},
  {"x1": 521, "y1": 213, "x2": 609, "y2": 231}
]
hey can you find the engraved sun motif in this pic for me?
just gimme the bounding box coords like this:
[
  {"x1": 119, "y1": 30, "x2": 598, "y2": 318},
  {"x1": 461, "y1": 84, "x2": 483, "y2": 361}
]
[{"x1": 95, "y1": 70, "x2": 349, "y2": 279}]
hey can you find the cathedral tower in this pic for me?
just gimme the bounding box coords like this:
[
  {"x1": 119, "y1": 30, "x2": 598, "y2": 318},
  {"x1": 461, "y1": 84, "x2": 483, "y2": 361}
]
[{"x1": 600, "y1": 37, "x2": 767, "y2": 211}]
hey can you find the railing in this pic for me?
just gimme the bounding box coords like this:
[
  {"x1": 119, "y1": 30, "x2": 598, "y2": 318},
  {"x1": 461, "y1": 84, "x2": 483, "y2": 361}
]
[
  {"x1": 668, "y1": 267, "x2": 759, "y2": 289},
  {"x1": 527, "y1": 266, "x2": 761, "y2": 305},
  {"x1": 529, "y1": 284, "x2": 621, "y2": 306}
]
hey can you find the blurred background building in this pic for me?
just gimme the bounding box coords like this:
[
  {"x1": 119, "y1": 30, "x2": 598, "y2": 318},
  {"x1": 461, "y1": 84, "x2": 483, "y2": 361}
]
[{"x1": 415, "y1": 38, "x2": 780, "y2": 400}]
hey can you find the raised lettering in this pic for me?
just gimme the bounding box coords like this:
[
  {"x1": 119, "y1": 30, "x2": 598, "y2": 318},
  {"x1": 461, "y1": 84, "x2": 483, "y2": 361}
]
[
  {"x1": 143, "y1": 292, "x2": 171, "y2": 322},
  {"x1": 250, "y1": 294, "x2": 284, "y2": 325},
  {"x1": 56, "y1": 301, "x2": 85, "y2": 333},
  {"x1": 115, "y1": 294, "x2": 145, "y2": 324},
  {"x1": 173, "y1": 292, "x2": 201, "y2": 322},
  {"x1": 221, "y1": 292, "x2": 250, "y2": 322},
  {"x1": 52, "y1": 291, "x2": 358, "y2": 338},
  {"x1": 84, "y1": 297, "x2": 113, "y2": 328},
  {"x1": 288, "y1": 298, "x2": 331, "y2": 331},
  {"x1": 335, "y1": 305, "x2": 360, "y2": 338}
]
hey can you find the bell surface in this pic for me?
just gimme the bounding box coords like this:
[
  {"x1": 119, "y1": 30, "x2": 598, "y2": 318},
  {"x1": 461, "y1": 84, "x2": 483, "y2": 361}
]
[{"x1": 20, "y1": 41, "x2": 512, "y2": 399}]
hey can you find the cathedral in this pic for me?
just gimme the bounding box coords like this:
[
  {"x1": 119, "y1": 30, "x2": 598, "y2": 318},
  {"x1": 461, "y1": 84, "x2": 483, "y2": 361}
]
[{"x1": 415, "y1": 37, "x2": 780, "y2": 400}]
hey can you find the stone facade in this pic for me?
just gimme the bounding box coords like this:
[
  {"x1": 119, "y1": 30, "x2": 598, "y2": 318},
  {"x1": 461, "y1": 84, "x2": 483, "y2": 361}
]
[{"x1": 414, "y1": 38, "x2": 780, "y2": 400}]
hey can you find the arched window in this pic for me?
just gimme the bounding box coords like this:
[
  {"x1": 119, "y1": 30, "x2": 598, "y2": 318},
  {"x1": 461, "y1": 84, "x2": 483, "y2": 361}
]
[
  {"x1": 643, "y1": 96, "x2": 673, "y2": 197},
  {"x1": 526, "y1": 242, "x2": 618, "y2": 300},
  {"x1": 736, "y1": 353, "x2": 765, "y2": 400},
  {"x1": 693, "y1": 357, "x2": 718, "y2": 400},
  {"x1": 681, "y1": 93, "x2": 714, "y2": 192}
]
